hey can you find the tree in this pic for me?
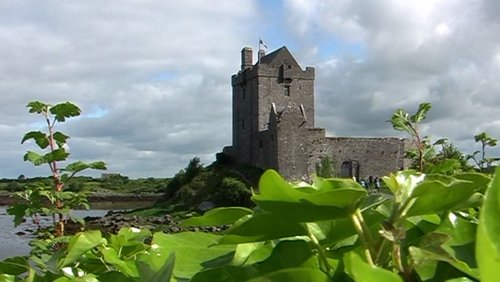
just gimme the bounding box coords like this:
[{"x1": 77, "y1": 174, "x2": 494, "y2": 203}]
[
  {"x1": 468, "y1": 132, "x2": 499, "y2": 172},
  {"x1": 315, "y1": 156, "x2": 335, "y2": 178}
]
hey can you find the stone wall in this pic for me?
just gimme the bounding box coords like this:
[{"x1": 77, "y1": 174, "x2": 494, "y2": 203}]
[{"x1": 308, "y1": 137, "x2": 410, "y2": 179}]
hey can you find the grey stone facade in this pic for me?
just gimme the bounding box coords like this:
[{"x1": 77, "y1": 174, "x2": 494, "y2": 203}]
[{"x1": 223, "y1": 46, "x2": 411, "y2": 180}]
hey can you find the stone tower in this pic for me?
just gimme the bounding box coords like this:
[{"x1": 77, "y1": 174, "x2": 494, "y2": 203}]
[
  {"x1": 230, "y1": 46, "x2": 315, "y2": 174},
  {"x1": 223, "y1": 46, "x2": 410, "y2": 180}
]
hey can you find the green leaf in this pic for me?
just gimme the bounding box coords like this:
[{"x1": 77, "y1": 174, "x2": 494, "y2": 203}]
[
  {"x1": 410, "y1": 102, "x2": 432, "y2": 123},
  {"x1": 425, "y1": 159, "x2": 459, "y2": 174},
  {"x1": 88, "y1": 161, "x2": 107, "y2": 170},
  {"x1": 109, "y1": 227, "x2": 151, "y2": 249},
  {"x1": 45, "y1": 148, "x2": 70, "y2": 163},
  {"x1": 0, "y1": 274, "x2": 16, "y2": 282},
  {"x1": 63, "y1": 161, "x2": 107, "y2": 174},
  {"x1": 136, "y1": 252, "x2": 175, "y2": 282},
  {"x1": 150, "y1": 232, "x2": 235, "y2": 280},
  {"x1": 390, "y1": 109, "x2": 412, "y2": 133},
  {"x1": 62, "y1": 230, "x2": 104, "y2": 267},
  {"x1": 21, "y1": 131, "x2": 49, "y2": 148},
  {"x1": 253, "y1": 170, "x2": 366, "y2": 222},
  {"x1": 97, "y1": 271, "x2": 134, "y2": 282},
  {"x1": 220, "y1": 213, "x2": 308, "y2": 244},
  {"x1": 232, "y1": 242, "x2": 272, "y2": 266},
  {"x1": 181, "y1": 207, "x2": 253, "y2": 227},
  {"x1": 50, "y1": 102, "x2": 81, "y2": 122},
  {"x1": 454, "y1": 173, "x2": 491, "y2": 194},
  {"x1": 99, "y1": 247, "x2": 138, "y2": 277},
  {"x1": 405, "y1": 176, "x2": 476, "y2": 217},
  {"x1": 193, "y1": 240, "x2": 320, "y2": 282},
  {"x1": 23, "y1": 151, "x2": 46, "y2": 166},
  {"x1": 409, "y1": 246, "x2": 478, "y2": 281},
  {"x1": 0, "y1": 257, "x2": 30, "y2": 275},
  {"x1": 27, "y1": 101, "x2": 49, "y2": 114},
  {"x1": 476, "y1": 166, "x2": 500, "y2": 282},
  {"x1": 438, "y1": 212, "x2": 477, "y2": 246},
  {"x1": 344, "y1": 252, "x2": 402, "y2": 282},
  {"x1": 246, "y1": 268, "x2": 330, "y2": 282},
  {"x1": 53, "y1": 131, "x2": 70, "y2": 146},
  {"x1": 382, "y1": 170, "x2": 424, "y2": 204},
  {"x1": 6, "y1": 204, "x2": 29, "y2": 227}
]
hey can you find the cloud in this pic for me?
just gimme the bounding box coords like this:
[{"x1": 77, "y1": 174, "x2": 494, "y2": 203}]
[{"x1": 1, "y1": 0, "x2": 500, "y2": 178}]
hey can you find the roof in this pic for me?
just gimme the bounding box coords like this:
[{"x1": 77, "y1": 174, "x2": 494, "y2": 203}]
[{"x1": 259, "y1": 46, "x2": 300, "y2": 68}]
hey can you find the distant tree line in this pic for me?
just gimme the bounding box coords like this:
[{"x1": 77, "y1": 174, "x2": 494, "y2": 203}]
[{"x1": 0, "y1": 175, "x2": 170, "y2": 194}]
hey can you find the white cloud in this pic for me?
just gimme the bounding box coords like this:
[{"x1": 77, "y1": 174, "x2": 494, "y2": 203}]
[{"x1": 1, "y1": 0, "x2": 500, "y2": 178}]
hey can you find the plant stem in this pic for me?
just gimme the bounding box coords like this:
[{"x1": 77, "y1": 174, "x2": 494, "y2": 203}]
[
  {"x1": 308, "y1": 232, "x2": 333, "y2": 276},
  {"x1": 351, "y1": 211, "x2": 374, "y2": 266}
]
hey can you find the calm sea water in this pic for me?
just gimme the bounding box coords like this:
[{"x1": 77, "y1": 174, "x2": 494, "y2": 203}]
[{"x1": 0, "y1": 207, "x2": 109, "y2": 260}]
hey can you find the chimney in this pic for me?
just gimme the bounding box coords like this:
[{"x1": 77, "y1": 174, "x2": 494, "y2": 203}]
[
  {"x1": 258, "y1": 49, "x2": 265, "y2": 62},
  {"x1": 241, "y1": 47, "x2": 253, "y2": 70}
]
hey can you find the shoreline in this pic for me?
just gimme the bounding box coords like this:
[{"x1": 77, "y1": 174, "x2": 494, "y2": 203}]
[{"x1": 0, "y1": 192, "x2": 162, "y2": 206}]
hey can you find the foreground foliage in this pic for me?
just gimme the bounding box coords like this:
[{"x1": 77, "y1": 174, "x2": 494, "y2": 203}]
[
  {"x1": 7, "y1": 101, "x2": 106, "y2": 255},
  {"x1": 2, "y1": 166, "x2": 499, "y2": 281}
]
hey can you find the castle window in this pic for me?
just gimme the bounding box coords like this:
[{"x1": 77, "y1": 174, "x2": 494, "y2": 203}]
[
  {"x1": 242, "y1": 87, "x2": 246, "y2": 100},
  {"x1": 284, "y1": 85, "x2": 290, "y2": 96},
  {"x1": 259, "y1": 139, "x2": 263, "y2": 148},
  {"x1": 241, "y1": 118, "x2": 245, "y2": 130}
]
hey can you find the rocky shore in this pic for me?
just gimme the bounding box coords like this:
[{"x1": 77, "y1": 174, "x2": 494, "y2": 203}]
[{"x1": 69, "y1": 211, "x2": 228, "y2": 235}]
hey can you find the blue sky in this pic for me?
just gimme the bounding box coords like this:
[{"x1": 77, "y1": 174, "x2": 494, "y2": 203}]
[{"x1": 1, "y1": 0, "x2": 500, "y2": 178}]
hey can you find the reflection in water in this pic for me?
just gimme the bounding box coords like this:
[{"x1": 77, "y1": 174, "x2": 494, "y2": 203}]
[{"x1": 0, "y1": 207, "x2": 109, "y2": 260}]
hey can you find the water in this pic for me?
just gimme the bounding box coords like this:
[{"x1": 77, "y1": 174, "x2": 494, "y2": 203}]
[{"x1": 0, "y1": 207, "x2": 109, "y2": 260}]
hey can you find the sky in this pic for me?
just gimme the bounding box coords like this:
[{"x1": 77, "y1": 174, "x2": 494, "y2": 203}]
[{"x1": 1, "y1": 0, "x2": 500, "y2": 179}]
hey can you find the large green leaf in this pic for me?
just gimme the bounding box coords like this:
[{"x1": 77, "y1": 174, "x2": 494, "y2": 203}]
[
  {"x1": 21, "y1": 131, "x2": 49, "y2": 148},
  {"x1": 50, "y1": 102, "x2": 81, "y2": 122},
  {"x1": 23, "y1": 151, "x2": 46, "y2": 166},
  {"x1": 232, "y1": 242, "x2": 273, "y2": 266},
  {"x1": 44, "y1": 148, "x2": 70, "y2": 163},
  {"x1": 0, "y1": 274, "x2": 16, "y2": 282},
  {"x1": 253, "y1": 170, "x2": 366, "y2": 222},
  {"x1": 410, "y1": 102, "x2": 432, "y2": 123},
  {"x1": 476, "y1": 167, "x2": 500, "y2": 282},
  {"x1": 136, "y1": 252, "x2": 175, "y2": 282},
  {"x1": 390, "y1": 109, "x2": 412, "y2": 133},
  {"x1": 0, "y1": 257, "x2": 30, "y2": 275},
  {"x1": 438, "y1": 213, "x2": 477, "y2": 246},
  {"x1": 63, "y1": 161, "x2": 107, "y2": 174},
  {"x1": 27, "y1": 101, "x2": 49, "y2": 114},
  {"x1": 61, "y1": 230, "x2": 105, "y2": 267},
  {"x1": 150, "y1": 232, "x2": 235, "y2": 281},
  {"x1": 192, "y1": 240, "x2": 320, "y2": 282},
  {"x1": 246, "y1": 268, "x2": 330, "y2": 282},
  {"x1": 454, "y1": 173, "x2": 491, "y2": 193},
  {"x1": 344, "y1": 252, "x2": 402, "y2": 282},
  {"x1": 53, "y1": 131, "x2": 70, "y2": 146},
  {"x1": 405, "y1": 176, "x2": 476, "y2": 217},
  {"x1": 382, "y1": 170, "x2": 424, "y2": 205},
  {"x1": 219, "y1": 213, "x2": 308, "y2": 244},
  {"x1": 409, "y1": 246, "x2": 478, "y2": 281},
  {"x1": 99, "y1": 247, "x2": 138, "y2": 277},
  {"x1": 6, "y1": 204, "x2": 29, "y2": 227},
  {"x1": 181, "y1": 207, "x2": 253, "y2": 227}
]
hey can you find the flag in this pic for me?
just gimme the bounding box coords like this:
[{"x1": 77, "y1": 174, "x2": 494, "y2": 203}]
[{"x1": 259, "y1": 38, "x2": 268, "y2": 49}]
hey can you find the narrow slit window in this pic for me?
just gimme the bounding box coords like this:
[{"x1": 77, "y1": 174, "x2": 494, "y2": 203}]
[{"x1": 284, "y1": 85, "x2": 290, "y2": 96}]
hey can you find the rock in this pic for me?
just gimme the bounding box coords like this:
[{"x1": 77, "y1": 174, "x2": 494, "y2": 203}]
[{"x1": 198, "y1": 201, "x2": 215, "y2": 212}]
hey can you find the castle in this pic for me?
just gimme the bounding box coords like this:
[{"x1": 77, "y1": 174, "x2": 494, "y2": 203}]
[{"x1": 222, "y1": 46, "x2": 411, "y2": 180}]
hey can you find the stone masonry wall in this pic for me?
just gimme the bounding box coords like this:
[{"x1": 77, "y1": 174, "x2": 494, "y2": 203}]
[{"x1": 308, "y1": 136, "x2": 409, "y2": 178}]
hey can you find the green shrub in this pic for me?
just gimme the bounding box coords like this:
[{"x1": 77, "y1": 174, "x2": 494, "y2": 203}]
[{"x1": 213, "y1": 177, "x2": 252, "y2": 207}]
